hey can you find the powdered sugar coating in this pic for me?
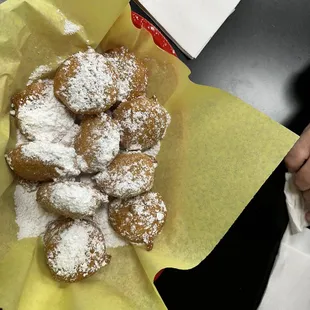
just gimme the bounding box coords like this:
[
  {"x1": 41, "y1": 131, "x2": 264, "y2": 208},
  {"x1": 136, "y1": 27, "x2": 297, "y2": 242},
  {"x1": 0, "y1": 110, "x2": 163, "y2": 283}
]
[
  {"x1": 27, "y1": 66, "x2": 52, "y2": 85},
  {"x1": 56, "y1": 9, "x2": 81, "y2": 36},
  {"x1": 37, "y1": 181, "x2": 108, "y2": 218},
  {"x1": 90, "y1": 127, "x2": 120, "y2": 170},
  {"x1": 113, "y1": 96, "x2": 171, "y2": 151},
  {"x1": 5, "y1": 153, "x2": 13, "y2": 170},
  {"x1": 5, "y1": 142, "x2": 80, "y2": 181},
  {"x1": 75, "y1": 113, "x2": 120, "y2": 173},
  {"x1": 79, "y1": 174, "x2": 97, "y2": 187},
  {"x1": 93, "y1": 207, "x2": 127, "y2": 248},
  {"x1": 59, "y1": 124, "x2": 80, "y2": 147},
  {"x1": 94, "y1": 153, "x2": 157, "y2": 198},
  {"x1": 15, "y1": 80, "x2": 75, "y2": 142},
  {"x1": 16, "y1": 129, "x2": 28, "y2": 146},
  {"x1": 54, "y1": 48, "x2": 118, "y2": 114},
  {"x1": 6, "y1": 46, "x2": 171, "y2": 272},
  {"x1": 106, "y1": 46, "x2": 148, "y2": 102},
  {"x1": 44, "y1": 219, "x2": 110, "y2": 282},
  {"x1": 20, "y1": 142, "x2": 80, "y2": 177},
  {"x1": 64, "y1": 20, "x2": 80, "y2": 35},
  {"x1": 14, "y1": 183, "x2": 57, "y2": 240},
  {"x1": 109, "y1": 192, "x2": 167, "y2": 250}
]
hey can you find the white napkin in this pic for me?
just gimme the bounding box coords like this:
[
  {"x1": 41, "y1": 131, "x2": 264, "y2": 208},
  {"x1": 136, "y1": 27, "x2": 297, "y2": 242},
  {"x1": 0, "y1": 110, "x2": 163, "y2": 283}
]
[
  {"x1": 258, "y1": 173, "x2": 310, "y2": 310},
  {"x1": 135, "y1": 0, "x2": 241, "y2": 59},
  {"x1": 284, "y1": 173, "x2": 308, "y2": 234}
]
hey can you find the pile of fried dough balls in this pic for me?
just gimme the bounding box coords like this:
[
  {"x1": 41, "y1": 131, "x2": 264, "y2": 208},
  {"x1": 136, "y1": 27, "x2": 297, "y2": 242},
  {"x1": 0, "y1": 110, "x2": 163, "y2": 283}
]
[{"x1": 5, "y1": 46, "x2": 171, "y2": 282}]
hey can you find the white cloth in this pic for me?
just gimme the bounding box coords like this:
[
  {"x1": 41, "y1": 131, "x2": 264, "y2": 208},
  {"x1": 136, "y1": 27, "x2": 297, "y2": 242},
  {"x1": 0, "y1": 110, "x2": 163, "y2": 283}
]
[
  {"x1": 258, "y1": 173, "x2": 310, "y2": 310},
  {"x1": 135, "y1": 0, "x2": 241, "y2": 59}
]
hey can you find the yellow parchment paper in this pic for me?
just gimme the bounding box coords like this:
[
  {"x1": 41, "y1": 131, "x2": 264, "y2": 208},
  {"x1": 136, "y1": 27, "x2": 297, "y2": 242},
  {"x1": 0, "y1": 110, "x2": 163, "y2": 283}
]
[{"x1": 0, "y1": 0, "x2": 298, "y2": 309}]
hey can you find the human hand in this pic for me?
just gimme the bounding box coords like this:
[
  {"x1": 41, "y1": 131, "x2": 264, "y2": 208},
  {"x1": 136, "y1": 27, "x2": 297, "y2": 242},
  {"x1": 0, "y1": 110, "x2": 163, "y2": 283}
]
[{"x1": 285, "y1": 124, "x2": 310, "y2": 221}]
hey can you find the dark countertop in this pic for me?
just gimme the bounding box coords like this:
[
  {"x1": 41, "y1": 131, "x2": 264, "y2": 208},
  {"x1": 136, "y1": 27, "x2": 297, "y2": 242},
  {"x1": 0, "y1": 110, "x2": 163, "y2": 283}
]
[
  {"x1": 132, "y1": 0, "x2": 310, "y2": 130},
  {"x1": 131, "y1": 1, "x2": 310, "y2": 309}
]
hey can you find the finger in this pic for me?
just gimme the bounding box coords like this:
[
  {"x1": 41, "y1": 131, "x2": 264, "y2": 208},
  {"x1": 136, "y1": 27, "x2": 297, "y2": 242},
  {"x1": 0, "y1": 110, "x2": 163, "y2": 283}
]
[
  {"x1": 303, "y1": 189, "x2": 310, "y2": 204},
  {"x1": 305, "y1": 211, "x2": 310, "y2": 223},
  {"x1": 295, "y1": 159, "x2": 310, "y2": 191},
  {"x1": 302, "y1": 124, "x2": 310, "y2": 134},
  {"x1": 285, "y1": 127, "x2": 310, "y2": 172}
]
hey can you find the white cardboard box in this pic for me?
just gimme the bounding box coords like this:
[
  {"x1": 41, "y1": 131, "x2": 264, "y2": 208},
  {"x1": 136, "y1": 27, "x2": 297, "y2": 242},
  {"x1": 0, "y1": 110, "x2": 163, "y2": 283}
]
[{"x1": 135, "y1": 0, "x2": 241, "y2": 59}]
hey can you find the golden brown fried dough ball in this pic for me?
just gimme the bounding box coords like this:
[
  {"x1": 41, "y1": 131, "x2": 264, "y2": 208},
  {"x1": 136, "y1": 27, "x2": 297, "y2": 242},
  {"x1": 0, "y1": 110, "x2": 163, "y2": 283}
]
[
  {"x1": 54, "y1": 48, "x2": 118, "y2": 115},
  {"x1": 113, "y1": 96, "x2": 171, "y2": 151},
  {"x1": 43, "y1": 218, "x2": 111, "y2": 282},
  {"x1": 95, "y1": 153, "x2": 157, "y2": 199},
  {"x1": 12, "y1": 79, "x2": 45, "y2": 109},
  {"x1": 5, "y1": 142, "x2": 80, "y2": 181},
  {"x1": 75, "y1": 113, "x2": 120, "y2": 173},
  {"x1": 37, "y1": 181, "x2": 108, "y2": 218},
  {"x1": 12, "y1": 79, "x2": 75, "y2": 142},
  {"x1": 108, "y1": 192, "x2": 167, "y2": 250},
  {"x1": 106, "y1": 46, "x2": 148, "y2": 102}
]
